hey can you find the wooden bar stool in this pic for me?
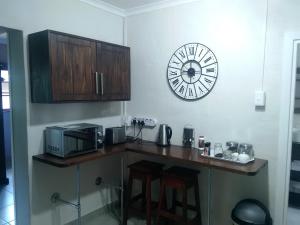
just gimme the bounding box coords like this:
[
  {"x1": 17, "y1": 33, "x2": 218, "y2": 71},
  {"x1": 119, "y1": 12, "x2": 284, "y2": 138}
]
[
  {"x1": 125, "y1": 160, "x2": 165, "y2": 225},
  {"x1": 157, "y1": 166, "x2": 202, "y2": 225}
]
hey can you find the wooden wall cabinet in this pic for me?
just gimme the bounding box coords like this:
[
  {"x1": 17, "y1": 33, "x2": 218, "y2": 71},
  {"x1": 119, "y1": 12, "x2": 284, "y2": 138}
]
[{"x1": 29, "y1": 30, "x2": 130, "y2": 103}]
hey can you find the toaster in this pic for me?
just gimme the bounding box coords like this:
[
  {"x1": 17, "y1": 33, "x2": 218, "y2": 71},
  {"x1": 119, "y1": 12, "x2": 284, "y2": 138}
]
[{"x1": 105, "y1": 126, "x2": 126, "y2": 145}]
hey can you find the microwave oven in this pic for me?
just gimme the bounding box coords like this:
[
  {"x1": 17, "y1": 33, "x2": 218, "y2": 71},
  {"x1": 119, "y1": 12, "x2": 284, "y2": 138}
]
[{"x1": 45, "y1": 123, "x2": 103, "y2": 158}]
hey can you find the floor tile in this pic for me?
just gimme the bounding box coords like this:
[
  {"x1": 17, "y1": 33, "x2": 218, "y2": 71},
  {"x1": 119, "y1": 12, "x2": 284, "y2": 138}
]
[
  {"x1": 0, "y1": 189, "x2": 14, "y2": 208},
  {"x1": 0, "y1": 205, "x2": 15, "y2": 222},
  {"x1": 288, "y1": 207, "x2": 300, "y2": 225},
  {"x1": 0, "y1": 218, "x2": 7, "y2": 225}
]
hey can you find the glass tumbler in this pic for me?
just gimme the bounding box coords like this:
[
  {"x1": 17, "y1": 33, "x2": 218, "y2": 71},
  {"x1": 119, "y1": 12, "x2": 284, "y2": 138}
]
[
  {"x1": 238, "y1": 143, "x2": 254, "y2": 162},
  {"x1": 214, "y1": 143, "x2": 223, "y2": 158},
  {"x1": 224, "y1": 141, "x2": 239, "y2": 160}
]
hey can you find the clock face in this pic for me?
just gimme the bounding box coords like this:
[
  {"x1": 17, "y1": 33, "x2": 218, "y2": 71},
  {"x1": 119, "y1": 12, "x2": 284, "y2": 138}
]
[{"x1": 167, "y1": 43, "x2": 218, "y2": 100}]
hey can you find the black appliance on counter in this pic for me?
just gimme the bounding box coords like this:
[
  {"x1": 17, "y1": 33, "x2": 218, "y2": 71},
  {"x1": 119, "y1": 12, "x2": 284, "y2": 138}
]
[
  {"x1": 105, "y1": 126, "x2": 126, "y2": 145},
  {"x1": 45, "y1": 123, "x2": 103, "y2": 158},
  {"x1": 183, "y1": 127, "x2": 194, "y2": 148}
]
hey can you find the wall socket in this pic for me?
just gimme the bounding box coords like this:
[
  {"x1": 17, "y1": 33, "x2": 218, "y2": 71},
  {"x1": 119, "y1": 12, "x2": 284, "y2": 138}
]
[
  {"x1": 122, "y1": 115, "x2": 157, "y2": 128},
  {"x1": 132, "y1": 116, "x2": 157, "y2": 128}
]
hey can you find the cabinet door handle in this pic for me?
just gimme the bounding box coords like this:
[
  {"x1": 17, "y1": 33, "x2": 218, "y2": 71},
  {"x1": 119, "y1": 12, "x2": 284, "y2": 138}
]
[
  {"x1": 100, "y1": 73, "x2": 104, "y2": 96},
  {"x1": 95, "y1": 72, "x2": 99, "y2": 94}
]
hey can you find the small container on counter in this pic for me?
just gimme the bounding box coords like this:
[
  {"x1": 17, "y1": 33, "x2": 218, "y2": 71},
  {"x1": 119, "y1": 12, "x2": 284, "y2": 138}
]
[
  {"x1": 198, "y1": 136, "x2": 205, "y2": 153},
  {"x1": 204, "y1": 142, "x2": 211, "y2": 156},
  {"x1": 224, "y1": 141, "x2": 239, "y2": 160},
  {"x1": 238, "y1": 143, "x2": 254, "y2": 162},
  {"x1": 214, "y1": 143, "x2": 223, "y2": 158}
]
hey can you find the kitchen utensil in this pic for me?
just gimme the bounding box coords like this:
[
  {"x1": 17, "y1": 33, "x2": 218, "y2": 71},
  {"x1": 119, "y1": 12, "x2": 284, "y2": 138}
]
[{"x1": 157, "y1": 124, "x2": 172, "y2": 147}]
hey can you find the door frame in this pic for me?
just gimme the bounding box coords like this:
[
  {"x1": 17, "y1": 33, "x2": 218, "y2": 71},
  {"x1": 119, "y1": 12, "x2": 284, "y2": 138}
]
[
  {"x1": 277, "y1": 33, "x2": 300, "y2": 225},
  {"x1": 0, "y1": 26, "x2": 30, "y2": 225}
]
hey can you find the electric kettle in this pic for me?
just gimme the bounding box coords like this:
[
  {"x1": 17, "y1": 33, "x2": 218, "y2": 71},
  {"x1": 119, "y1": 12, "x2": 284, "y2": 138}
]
[{"x1": 157, "y1": 124, "x2": 172, "y2": 147}]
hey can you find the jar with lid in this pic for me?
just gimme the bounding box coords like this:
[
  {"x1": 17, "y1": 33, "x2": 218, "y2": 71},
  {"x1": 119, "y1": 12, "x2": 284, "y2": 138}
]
[
  {"x1": 238, "y1": 143, "x2": 254, "y2": 162},
  {"x1": 224, "y1": 141, "x2": 238, "y2": 160}
]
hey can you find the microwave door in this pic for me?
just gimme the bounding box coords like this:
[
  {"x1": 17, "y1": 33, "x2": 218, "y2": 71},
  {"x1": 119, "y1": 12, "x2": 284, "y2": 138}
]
[
  {"x1": 82, "y1": 128, "x2": 96, "y2": 151},
  {"x1": 64, "y1": 132, "x2": 78, "y2": 156},
  {"x1": 64, "y1": 129, "x2": 96, "y2": 156}
]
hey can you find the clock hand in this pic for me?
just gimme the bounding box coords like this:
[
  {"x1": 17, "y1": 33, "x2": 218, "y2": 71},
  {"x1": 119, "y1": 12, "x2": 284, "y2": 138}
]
[{"x1": 183, "y1": 65, "x2": 189, "y2": 71}]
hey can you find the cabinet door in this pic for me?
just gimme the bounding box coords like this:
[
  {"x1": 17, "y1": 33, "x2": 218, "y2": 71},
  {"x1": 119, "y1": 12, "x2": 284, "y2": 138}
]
[
  {"x1": 96, "y1": 42, "x2": 130, "y2": 100},
  {"x1": 49, "y1": 33, "x2": 97, "y2": 101}
]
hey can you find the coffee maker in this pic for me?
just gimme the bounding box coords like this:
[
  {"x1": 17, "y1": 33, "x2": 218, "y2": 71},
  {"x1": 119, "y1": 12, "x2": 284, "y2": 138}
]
[{"x1": 183, "y1": 127, "x2": 194, "y2": 148}]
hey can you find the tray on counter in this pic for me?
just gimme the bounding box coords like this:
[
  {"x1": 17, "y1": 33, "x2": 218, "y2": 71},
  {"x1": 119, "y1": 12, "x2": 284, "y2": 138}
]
[{"x1": 200, "y1": 153, "x2": 255, "y2": 165}]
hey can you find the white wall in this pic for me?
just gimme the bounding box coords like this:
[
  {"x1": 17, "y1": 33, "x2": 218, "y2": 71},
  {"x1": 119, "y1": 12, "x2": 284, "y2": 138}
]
[
  {"x1": 126, "y1": 0, "x2": 287, "y2": 224},
  {"x1": 0, "y1": 0, "x2": 125, "y2": 224}
]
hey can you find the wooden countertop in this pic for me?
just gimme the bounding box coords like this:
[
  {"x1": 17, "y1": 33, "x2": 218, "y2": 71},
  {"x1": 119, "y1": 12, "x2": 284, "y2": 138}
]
[
  {"x1": 32, "y1": 144, "x2": 126, "y2": 168},
  {"x1": 33, "y1": 141, "x2": 268, "y2": 176}
]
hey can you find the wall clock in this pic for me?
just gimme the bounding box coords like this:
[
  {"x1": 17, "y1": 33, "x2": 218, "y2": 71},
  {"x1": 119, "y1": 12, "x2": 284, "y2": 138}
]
[{"x1": 167, "y1": 43, "x2": 218, "y2": 100}]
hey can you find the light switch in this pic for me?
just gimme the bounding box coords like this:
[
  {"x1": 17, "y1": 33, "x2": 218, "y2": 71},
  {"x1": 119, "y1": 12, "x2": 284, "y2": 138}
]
[{"x1": 254, "y1": 90, "x2": 266, "y2": 107}]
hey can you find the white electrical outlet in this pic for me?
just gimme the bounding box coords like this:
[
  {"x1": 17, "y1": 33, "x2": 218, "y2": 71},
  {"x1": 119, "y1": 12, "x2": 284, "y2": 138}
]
[{"x1": 131, "y1": 116, "x2": 157, "y2": 128}]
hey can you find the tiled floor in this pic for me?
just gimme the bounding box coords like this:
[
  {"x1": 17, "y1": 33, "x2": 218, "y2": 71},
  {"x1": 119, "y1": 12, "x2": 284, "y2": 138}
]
[
  {"x1": 288, "y1": 206, "x2": 300, "y2": 225},
  {"x1": 69, "y1": 213, "x2": 146, "y2": 225},
  {"x1": 67, "y1": 205, "x2": 147, "y2": 225},
  {"x1": 0, "y1": 168, "x2": 15, "y2": 225}
]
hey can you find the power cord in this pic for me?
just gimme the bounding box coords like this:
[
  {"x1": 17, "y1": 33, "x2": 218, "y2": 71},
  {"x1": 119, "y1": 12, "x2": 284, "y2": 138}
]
[
  {"x1": 127, "y1": 120, "x2": 145, "y2": 143},
  {"x1": 132, "y1": 119, "x2": 137, "y2": 136}
]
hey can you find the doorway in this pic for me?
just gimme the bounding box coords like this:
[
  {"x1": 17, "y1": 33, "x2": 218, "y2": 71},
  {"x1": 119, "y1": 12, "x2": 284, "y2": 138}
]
[
  {"x1": 0, "y1": 30, "x2": 14, "y2": 224},
  {"x1": 286, "y1": 43, "x2": 300, "y2": 225},
  {"x1": 0, "y1": 26, "x2": 30, "y2": 225}
]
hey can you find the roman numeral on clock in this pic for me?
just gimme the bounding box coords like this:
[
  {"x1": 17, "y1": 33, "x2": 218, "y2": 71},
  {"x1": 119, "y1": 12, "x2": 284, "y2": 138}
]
[
  {"x1": 170, "y1": 71, "x2": 177, "y2": 76},
  {"x1": 189, "y1": 47, "x2": 195, "y2": 56},
  {"x1": 204, "y1": 56, "x2": 212, "y2": 64},
  {"x1": 206, "y1": 68, "x2": 214, "y2": 73},
  {"x1": 204, "y1": 78, "x2": 213, "y2": 84},
  {"x1": 179, "y1": 51, "x2": 186, "y2": 59},
  {"x1": 172, "y1": 78, "x2": 179, "y2": 86},
  {"x1": 189, "y1": 88, "x2": 193, "y2": 96},
  {"x1": 179, "y1": 85, "x2": 185, "y2": 94},
  {"x1": 198, "y1": 86, "x2": 204, "y2": 94}
]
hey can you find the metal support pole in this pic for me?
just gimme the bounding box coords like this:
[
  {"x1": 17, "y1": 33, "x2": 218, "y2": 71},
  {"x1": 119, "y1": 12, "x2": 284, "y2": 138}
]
[
  {"x1": 50, "y1": 165, "x2": 82, "y2": 225},
  {"x1": 76, "y1": 165, "x2": 81, "y2": 225},
  {"x1": 207, "y1": 168, "x2": 212, "y2": 225},
  {"x1": 121, "y1": 157, "x2": 124, "y2": 225}
]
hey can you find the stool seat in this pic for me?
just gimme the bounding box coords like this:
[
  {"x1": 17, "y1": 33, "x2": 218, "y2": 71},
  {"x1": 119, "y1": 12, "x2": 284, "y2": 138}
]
[
  {"x1": 128, "y1": 160, "x2": 165, "y2": 174},
  {"x1": 157, "y1": 166, "x2": 202, "y2": 225},
  {"x1": 164, "y1": 166, "x2": 200, "y2": 176}
]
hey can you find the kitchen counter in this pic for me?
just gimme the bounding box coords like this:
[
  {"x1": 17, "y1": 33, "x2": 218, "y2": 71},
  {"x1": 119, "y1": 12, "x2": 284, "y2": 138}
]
[{"x1": 33, "y1": 141, "x2": 267, "y2": 175}]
